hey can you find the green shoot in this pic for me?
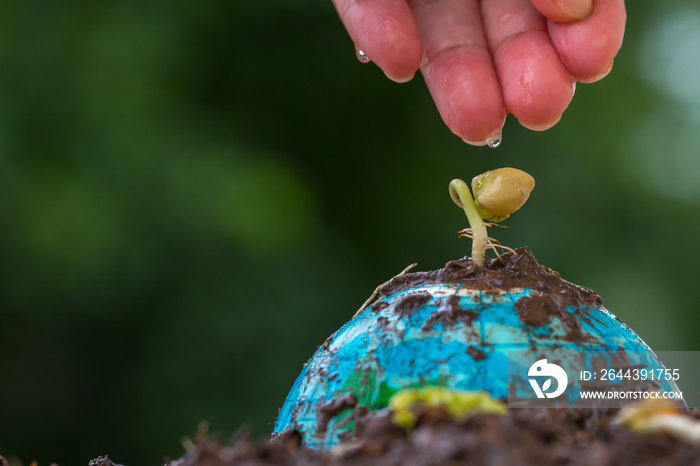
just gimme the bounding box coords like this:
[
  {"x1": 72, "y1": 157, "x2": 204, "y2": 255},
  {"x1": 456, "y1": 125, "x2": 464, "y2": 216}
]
[{"x1": 449, "y1": 179, "x2": 488, "y2": 266}]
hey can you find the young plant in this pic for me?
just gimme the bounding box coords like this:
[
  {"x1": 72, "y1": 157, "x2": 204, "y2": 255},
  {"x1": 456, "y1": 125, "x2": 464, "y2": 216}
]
[{"x1": 449, "y1": 168, "x2": 535, "y2": 266}]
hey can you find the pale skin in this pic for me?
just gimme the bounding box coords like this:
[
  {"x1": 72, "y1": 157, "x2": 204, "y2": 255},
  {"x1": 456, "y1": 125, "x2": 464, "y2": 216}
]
[{"x1": 331, "y1": 0, "x2": 626, "y2": 145}]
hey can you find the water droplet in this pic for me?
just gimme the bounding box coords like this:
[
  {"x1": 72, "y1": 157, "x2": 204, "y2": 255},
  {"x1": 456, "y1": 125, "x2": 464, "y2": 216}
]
[
  {"x1": 356, "y1": 49, "x2": 370, "y2": 63},
  {"x1": 487, "y1": 138, "x2": 501, "y2": 149}
]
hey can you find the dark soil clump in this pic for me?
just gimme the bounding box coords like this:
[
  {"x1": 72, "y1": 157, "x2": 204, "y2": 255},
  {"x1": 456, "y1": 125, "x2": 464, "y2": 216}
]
[
  {"x1": 422, "y1": 294, "x2": 479, "y2": 331},
  {"x1": 316, "y1": 393, "x2": 359, "y2": 434},
  {"x1": 379, "y1": 248, "x2": 602, "y2": 311},
  {"x1": 166, "y1": 406, "x2": 700, "y2": 465},
  {"x1": 376, "y1": 248, "x2": 601, "y2": 343},
  {"x1": 89, "y1": 457, "x2": 123, "y2": 466},
  {"x1": 393, "y1": 292, "x2": 432, "y2": 317}
]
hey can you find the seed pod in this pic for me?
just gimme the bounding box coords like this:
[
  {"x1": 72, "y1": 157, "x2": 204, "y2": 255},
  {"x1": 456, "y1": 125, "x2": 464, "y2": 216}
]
[{"x1": 471, "y1": 167, "x2": 535, "y2": 222}]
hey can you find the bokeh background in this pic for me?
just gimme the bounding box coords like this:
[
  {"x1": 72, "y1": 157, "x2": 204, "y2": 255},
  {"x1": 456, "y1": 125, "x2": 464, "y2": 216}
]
[{"x1": 1, "y1": 0, "x2": 699, "y2": 464}]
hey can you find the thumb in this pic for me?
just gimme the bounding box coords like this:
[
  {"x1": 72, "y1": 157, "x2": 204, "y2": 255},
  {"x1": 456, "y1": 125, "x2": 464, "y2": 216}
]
[{"x1": 530, "y1": 0, "x2": 593, "y2": 23}]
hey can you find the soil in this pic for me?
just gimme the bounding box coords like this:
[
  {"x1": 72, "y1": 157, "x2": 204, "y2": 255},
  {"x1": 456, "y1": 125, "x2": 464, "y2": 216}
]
[
  {"x1": 317, "y1": 394, "x2": 359, "y2": 434},
  {"x1": 378, "y1": 248, "x2": 602, "y2": 311},
  {"x1": 0, "y1": 456, "x2": 122, "y2": 466},
  {"x1": 379, "y1": 248, "x2": 601, "y2": 344},
  {"x1": 164, "y1": 406, "x2": 700, "y2": 465},
  {"x1": 4, "y1": 406, "x2": 700, "y2": 466}
]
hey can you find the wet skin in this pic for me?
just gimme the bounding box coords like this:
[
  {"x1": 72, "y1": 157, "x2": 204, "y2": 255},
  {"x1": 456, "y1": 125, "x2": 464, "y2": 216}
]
[{"x1": 332, "y1": 0, "x2": 626, "y2": 145}]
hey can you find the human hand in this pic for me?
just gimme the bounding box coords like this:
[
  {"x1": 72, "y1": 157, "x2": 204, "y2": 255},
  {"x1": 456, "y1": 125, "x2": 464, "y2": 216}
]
[{"x1": 332, "y1": 0, "x2": 626, "y2": 146}]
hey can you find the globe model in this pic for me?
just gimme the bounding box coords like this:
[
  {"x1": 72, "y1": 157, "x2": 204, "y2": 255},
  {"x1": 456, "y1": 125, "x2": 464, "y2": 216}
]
[{"x1": 272, "y1": 250, "x2": 681, "y2": 449}]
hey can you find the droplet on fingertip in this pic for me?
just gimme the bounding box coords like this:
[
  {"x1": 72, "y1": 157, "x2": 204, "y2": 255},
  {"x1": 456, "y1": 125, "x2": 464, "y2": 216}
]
[
  {"x1": 461, "y1": 136, "x2": 502, "y2": 148},
  {"x1": 356, "y1": 49, "x2": 370, "y2": 64}
]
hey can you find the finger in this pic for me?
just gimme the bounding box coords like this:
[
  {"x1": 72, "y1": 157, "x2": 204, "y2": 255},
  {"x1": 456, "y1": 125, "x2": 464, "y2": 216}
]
[
  {"x1": 481, "y1": 0, "x2": 575, "y2": 130},
  {"x1": 547, "y1": 0, "x2": 626, "y2": 82},
  {"x1": 332, "y1": 0, "x2": 423, "y2": 82},
  {"x1": 529, "y1": 0, "x2": 593, "y2": 23},
  {"x1": 408, "y1": 0, "x2": 506, "y2": 145}
]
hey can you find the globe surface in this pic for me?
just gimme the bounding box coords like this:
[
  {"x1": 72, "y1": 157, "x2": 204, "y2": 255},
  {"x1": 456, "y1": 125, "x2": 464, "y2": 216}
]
[{"x1": 273, "y1": 251, "x2": 680, "y2": 448}]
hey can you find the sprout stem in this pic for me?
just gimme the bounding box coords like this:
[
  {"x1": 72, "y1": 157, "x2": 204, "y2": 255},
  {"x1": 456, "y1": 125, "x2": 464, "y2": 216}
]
[{"x1": 449, "y1": 179, "x2": 487, "y2": 266}]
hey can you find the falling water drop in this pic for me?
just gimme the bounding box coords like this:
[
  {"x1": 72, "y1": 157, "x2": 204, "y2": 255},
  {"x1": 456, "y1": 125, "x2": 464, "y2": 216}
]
[
  {"x1": 356, "y1": 49, "x2": 370, "y2": 63},
  {"x1": 487, "y1": 138, "x2": 501, "y2": 149}
]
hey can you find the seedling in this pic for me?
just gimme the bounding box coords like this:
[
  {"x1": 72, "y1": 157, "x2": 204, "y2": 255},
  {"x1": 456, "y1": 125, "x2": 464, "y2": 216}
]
[{"x1": 449, "y1": 168, "x2": 535, "y2": 266}]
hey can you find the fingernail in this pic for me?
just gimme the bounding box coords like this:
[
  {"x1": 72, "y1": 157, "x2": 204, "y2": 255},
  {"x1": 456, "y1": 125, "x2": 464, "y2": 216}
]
[{"x1": 554, "y1": 0, "x2": 593, "y2": 20}]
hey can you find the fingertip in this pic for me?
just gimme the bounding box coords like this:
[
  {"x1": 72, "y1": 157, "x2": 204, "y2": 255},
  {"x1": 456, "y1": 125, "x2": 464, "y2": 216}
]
[
  {"x1": 359, "y1": 28, "x2": 422, "y2": 82},
  {"x1": 547, "y1": 0, "x2": 625, "y2": 81},
  {"x1": 423, "y1": 47, "x2": 507, "y2": 146},
  {"x1": 355, "y1": 40, "x2": 422, "y2": 84},
  {"x1": 354, "y1": 46, "x2": 418, "y2": 83},
  {"x1": 339, "y1": 0, "x2": 423, "y2": 83},
  {"x1": 495, "y1": 31, "x2": 575, "y2": 131}
]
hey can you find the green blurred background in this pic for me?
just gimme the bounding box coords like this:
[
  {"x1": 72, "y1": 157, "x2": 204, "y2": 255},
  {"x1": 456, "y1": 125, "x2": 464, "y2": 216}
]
[{"x1": 1, "y1": 0, "x2": 699, "y2": 464}]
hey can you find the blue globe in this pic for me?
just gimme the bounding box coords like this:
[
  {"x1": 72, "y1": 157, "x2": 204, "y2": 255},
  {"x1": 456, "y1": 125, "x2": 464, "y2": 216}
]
[{"x1": 273, "y1": 252, "x2": 680, "y2": 448}]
